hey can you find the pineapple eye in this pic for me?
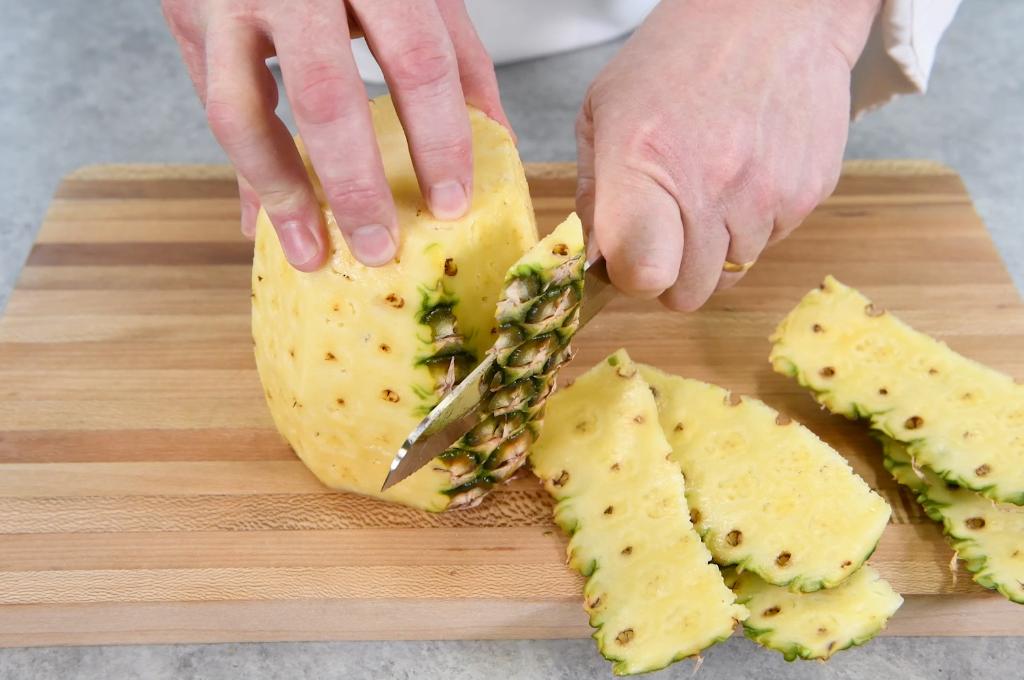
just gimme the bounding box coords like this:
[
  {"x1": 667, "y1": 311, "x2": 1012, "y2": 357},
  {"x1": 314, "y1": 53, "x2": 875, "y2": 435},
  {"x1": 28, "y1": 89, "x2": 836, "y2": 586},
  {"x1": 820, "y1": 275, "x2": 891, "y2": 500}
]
[
  {"x1": 615, "y1": 629, "x2": 635, "y2": 645},
  {"x1": 444, "y1": 258, "x2": 458, "y2": 276},
  {"x1": 725, "y1": 530, "x2": 743, "y2": 546},
  {"x1": 965, "y1": 517, "x2": 986, "y2": 530},
  {"x1": 775, "y1": 551, "x2": 792, "y2": 567},
  {"x1": 975, "y1": 464, "x2": 991, "y2": 476},
  {"x1": 904, "y1": 415, "x2": 925, "y2": 430},
  {"x1": 762, "y1": 606, "x2": 781, "y2": 617}
]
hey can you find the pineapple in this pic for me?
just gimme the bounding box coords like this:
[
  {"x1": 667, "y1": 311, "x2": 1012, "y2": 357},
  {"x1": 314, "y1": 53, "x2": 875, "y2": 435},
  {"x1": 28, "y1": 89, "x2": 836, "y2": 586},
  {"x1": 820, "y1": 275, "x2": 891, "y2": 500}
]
[
  {"x1": 770, "y1": 276, "x2": 1024, "y2": 505},
  {"x1": 252, "y1": 94, "x2": 541, "y2": 511},
  {"x1": 728, "y1": 565, "x2": 903, "y2": 661},
  {"x1": 529, "y1": 350, "x2": 746, "y2": 676},
  {"x1": 438, "y1": 214, "x2": 585, "y2": 508},
  {"x1": 640, "y1": 366, "x2": 890, "y2": 592},
  {"x1": 881, "y1": 436, "x2": 1024, "y2": 604}
]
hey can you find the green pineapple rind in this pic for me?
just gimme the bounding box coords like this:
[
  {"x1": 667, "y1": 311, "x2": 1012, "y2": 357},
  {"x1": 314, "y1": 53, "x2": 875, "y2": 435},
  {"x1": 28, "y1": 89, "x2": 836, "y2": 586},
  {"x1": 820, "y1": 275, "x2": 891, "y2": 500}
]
[
  {"x1": 728, "y1": 566, "x2": 903, "y2": 662},
  {"x1": 879, "y1": 437, "x2": 1024, "y2": 605},
  {"x1": 433, "y1": 217, "x2": 586, "y2": 508},
  {"x1": 769, "y1": 277, "x2": 1024, "y2": 506}
]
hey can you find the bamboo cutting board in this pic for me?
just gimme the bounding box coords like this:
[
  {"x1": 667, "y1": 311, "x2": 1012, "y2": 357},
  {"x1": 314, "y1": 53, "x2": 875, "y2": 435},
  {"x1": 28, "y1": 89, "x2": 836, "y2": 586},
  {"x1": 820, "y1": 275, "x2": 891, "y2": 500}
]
[{"x1": 1, "y1": 161, "x2": 1022, "y2": 647}]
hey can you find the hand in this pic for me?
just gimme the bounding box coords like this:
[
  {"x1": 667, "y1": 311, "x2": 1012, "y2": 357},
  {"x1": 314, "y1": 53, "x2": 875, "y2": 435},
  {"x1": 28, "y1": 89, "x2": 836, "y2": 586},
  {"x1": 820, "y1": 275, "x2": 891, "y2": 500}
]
[
  {"x1": 162, "y1": 0, "x2": 509, "y2": 269},
  {"x1": 575, "y1": 0, "x2": 881, "y2": 310}
]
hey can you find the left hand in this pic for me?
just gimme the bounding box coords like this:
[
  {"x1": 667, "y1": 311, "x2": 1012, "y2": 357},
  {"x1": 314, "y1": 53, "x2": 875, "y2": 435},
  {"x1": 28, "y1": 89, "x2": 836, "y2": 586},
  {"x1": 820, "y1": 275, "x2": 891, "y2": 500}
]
[{"x1": 575, "y1": 0, "x2": 881, "y2": 310}]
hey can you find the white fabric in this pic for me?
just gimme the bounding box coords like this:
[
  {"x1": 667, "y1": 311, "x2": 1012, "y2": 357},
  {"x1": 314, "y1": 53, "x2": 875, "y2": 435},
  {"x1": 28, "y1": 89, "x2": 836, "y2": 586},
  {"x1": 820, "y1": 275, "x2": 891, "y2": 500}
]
[
  {"x1": 851, "y1": 0, "x2": 962, "y2": 117},
  {"x1": 354, "y1": 0, "x2": 960, "y2": 118},
  {"x1": 353, "y1": 0, "x2": 659, "y2": 83}
]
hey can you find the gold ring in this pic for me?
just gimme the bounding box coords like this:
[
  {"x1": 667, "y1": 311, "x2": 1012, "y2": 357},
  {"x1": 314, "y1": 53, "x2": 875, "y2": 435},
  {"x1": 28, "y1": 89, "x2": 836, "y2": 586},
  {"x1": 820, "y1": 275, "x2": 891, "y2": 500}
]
[{"x1": 723, "y1": 260, "x2": 756, "y2": 273}]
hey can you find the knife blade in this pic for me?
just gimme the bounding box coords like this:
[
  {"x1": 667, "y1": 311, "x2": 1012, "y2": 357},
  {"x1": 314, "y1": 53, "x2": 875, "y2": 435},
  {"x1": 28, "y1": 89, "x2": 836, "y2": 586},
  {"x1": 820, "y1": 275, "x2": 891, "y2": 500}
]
[{"x1": 380, "y1": 256, "x2": 616, "y2": 491}]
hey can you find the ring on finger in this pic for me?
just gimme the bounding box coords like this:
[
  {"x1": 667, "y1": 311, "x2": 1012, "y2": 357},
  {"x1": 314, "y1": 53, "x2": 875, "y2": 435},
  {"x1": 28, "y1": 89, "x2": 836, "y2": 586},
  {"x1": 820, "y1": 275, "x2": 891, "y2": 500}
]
[{"x1": 722, "y1": 259, "x2": 756, "y2": 273}]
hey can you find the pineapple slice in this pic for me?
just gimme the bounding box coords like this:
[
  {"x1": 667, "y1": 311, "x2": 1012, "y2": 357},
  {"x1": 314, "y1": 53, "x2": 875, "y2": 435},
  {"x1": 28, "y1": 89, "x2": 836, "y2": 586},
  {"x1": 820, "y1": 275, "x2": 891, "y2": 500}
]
[
  {"x1": 729, "y1": 565, "x2": 902, "y2": 661},
  {"x1": 440, "y1": 214, "x2": 585, "y2": 508},
  {"x1": 640, "y1": 366, "x2": 891, "y2": 592},
  {"x1": 770, "y1": 276, "x2": 1024, "y2": 505},
  {"x1": 252, "y1": 94, "x2": 538, "y2": 511},
  {"x1": 881, "y1": 436, "x2": 1024, "y2": 604},
  {"x1": 530, "y1": 350, "x2": 746, "y2": 676}
]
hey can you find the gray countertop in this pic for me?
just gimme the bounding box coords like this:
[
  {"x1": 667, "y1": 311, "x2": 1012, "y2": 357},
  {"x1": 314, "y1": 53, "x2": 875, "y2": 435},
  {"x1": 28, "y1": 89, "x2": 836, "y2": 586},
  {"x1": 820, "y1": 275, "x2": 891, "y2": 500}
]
[{"x1": 1, "y1": 1, "x2": 1022, "y2": 678}]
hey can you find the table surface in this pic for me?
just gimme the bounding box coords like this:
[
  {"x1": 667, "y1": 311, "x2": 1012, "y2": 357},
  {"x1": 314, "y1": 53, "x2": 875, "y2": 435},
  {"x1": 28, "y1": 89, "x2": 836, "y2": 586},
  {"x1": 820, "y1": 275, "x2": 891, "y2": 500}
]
[
  {"x1": 1, "y1": 1, "x2": 1022, "y2": 678},
  {"x1": 1, "y1": 161, "x2": 1021, "y2": 652}
]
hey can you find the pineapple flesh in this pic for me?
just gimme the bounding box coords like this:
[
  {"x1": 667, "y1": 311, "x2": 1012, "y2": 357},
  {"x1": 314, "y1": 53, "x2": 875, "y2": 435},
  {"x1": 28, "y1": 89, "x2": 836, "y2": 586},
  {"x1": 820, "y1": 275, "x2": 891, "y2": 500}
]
[
  {"x1": 881, "y1": 436, "x2": 1024, "y2": 604},
  {"x1": 770, "y1": 276, "x2": 1024, "y2": 505},
  {"x1": 529, "y1": 350, "x2": 747, "y2": 676},
  {"x1": 640, "y1": 366, "x2": 891, "y2": 592},
  {"x1": 439, "y1": 214, "x2": 585, "y2": 508},
  {"x1": 252, "y1": 94, "x2": 538, "y2": 511},
  {"x1": 729, "y1": 565, "x2": 903, "y2": 661}
]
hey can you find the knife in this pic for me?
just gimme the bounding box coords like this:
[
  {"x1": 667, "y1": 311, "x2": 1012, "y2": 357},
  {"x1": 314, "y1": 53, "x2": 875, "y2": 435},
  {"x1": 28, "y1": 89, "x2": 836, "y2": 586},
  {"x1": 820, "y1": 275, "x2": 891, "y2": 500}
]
[{"x1": 381, "y1": 256, "x2": 617, "y2": 491}]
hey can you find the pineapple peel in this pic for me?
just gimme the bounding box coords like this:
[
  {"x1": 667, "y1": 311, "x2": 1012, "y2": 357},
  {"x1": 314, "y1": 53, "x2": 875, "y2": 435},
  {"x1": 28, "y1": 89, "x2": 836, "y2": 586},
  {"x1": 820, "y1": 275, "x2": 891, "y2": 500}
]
[
  {"x1": 530, "y1": 350, "x2": 746, "y2": 675},
  {"x1": 731, "y1": 565, "x2": 903, "y2": 661},
  {"x1": 640, "y1": 366, "x2": 891, "y2": 592},
  {"x1": 770, "y1": 276, "x2": 1024, "y2": 505},
  {"x1": 882, "y1": 437, "x2": 1024, "y2": 604}
]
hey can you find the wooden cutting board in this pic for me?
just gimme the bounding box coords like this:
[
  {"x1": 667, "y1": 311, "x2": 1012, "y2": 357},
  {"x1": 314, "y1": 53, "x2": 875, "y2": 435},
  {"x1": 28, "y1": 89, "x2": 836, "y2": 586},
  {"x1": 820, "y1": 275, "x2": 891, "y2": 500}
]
[{"x1": 1, "y1": 161, "x2": 1022, "y2": 646}]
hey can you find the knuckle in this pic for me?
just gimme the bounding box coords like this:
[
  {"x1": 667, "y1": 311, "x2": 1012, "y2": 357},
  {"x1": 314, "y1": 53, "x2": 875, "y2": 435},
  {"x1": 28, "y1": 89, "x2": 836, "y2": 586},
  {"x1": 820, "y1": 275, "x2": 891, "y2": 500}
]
[
  {"x1": 660, "y1": 287, "x2": 708, "y2": 313},
  {"x1": 609, "y1": 258, "x2": 676, "y2": 297},
  {"x1": 789, "y1": 187, "x2": 821, "y2": 221},
  {"x1": 291, "y1": 62, "x2": 349, "y2": 125},
  {"x1": 416, "y1": 134, "x2": 472, "y2": 165},
  {"x1": 388, "y1": 38, "x2": 456, "y2": 91},
  {"x1": 322, "y1": 178, "x2": 387, "y2": 216},
  {"x1": 205, "y1": 97, "x2": 252, "y2": 147}
]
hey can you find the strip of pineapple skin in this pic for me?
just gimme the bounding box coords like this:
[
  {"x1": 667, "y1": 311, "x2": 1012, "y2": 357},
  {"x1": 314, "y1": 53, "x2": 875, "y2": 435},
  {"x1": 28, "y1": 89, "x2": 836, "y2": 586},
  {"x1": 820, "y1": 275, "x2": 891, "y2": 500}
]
[
  {"x1": 640, "y1": 366, "x2": 891, "y2": 593},
  {"x1": 729, "y1": 565, "x2": 903, "y2": 661},
  {"x1": 530, "y1": 350, "x2": 747, "y2": 676},
  {"x1": 881, "y1": 437, "x2": 1024, "y2": 604},
  {"x1": 769, "y1": 276, "x2": 1024, "y2": 505}
]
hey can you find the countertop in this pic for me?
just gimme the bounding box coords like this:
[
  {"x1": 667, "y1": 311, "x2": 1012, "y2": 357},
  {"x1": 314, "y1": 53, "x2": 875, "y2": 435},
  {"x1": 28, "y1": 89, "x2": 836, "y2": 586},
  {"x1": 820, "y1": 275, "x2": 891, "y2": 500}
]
[{"x1": 0, "y1": 1, "x2": 1022, "y2": 678}]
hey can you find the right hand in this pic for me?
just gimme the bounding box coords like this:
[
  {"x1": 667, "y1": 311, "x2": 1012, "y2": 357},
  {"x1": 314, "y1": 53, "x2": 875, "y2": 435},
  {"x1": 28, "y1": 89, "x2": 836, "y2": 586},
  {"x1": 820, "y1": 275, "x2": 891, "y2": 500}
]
[{"x1": 162, "y1": 0, "x2": 509, "y2": 269}]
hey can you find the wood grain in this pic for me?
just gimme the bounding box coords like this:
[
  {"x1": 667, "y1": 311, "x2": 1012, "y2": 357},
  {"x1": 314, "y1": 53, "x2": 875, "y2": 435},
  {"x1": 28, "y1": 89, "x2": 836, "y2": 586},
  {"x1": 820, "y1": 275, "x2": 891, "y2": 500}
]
[{"x1": 0, "y1": 161, "x2": 1022, "y2": 647}]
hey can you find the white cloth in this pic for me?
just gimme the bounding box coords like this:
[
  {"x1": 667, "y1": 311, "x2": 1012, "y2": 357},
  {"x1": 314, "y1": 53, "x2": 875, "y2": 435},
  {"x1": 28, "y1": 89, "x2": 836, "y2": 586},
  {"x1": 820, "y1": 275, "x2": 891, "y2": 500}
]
[{"x1": 353, "y1": 0, "x2": 961, "y2": 118}]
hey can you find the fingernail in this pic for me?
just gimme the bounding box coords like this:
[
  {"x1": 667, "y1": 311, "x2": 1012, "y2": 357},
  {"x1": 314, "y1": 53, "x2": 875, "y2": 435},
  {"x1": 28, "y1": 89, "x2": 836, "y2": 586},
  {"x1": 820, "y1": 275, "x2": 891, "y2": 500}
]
[
  {"x1": 240, "y1": 201, "x2": 257, "y2": 239},
  {"x1": 429, "y1": 180, "x2": 469, "y2": 220},
  {"x1": 350, "y1": 224, "x2": 396, "y2": 266},
  {"x1": 278, "y1": 220, "x2": 321, "y2": 268}
]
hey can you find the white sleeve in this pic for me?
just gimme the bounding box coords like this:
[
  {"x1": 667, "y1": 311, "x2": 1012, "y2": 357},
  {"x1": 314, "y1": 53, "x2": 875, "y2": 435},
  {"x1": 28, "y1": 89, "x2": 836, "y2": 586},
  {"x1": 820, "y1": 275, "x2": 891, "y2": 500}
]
[{"x1": 850, "y1": 0, "x2": 962, "y2": 118}]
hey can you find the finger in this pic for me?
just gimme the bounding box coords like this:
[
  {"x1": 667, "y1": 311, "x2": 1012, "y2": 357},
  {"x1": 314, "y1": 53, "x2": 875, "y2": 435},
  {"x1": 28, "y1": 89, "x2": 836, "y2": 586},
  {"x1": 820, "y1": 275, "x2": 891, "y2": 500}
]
[
  {"x1": 204, "y1": 20, "x2": 327, "y2": 271},
  {"x1": 659, "y1": 216, "x2": 730, "y2": 312},
  {"x1": 717, "y1": 203, "x2": 774, "y2": 290},
  {"x1": 593, "y1": 145, "x2": 683, "y2": 298},
  {"x1": 574, "y1": 105, "x2": 599, "y2": 262},
  {"x1": 435, "y1": 0, "x2": 512, "y2": 132},
  {"x1": 352, "y1": 0, "x2": 473, "y2": 220},
  {"x1": 272, "y1": 2, "x2": 397, "y2": 267},
  {"x1": 237, "y1": 174, "x2": 260, "y2": 240}
]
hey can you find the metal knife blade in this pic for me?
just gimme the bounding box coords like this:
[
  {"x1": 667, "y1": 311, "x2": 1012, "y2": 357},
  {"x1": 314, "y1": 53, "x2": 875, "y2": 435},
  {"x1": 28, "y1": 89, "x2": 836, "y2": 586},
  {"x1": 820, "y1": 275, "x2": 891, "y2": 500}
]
[{"x1": 380, "y1": 257, "x2": 615, "y2": 491}]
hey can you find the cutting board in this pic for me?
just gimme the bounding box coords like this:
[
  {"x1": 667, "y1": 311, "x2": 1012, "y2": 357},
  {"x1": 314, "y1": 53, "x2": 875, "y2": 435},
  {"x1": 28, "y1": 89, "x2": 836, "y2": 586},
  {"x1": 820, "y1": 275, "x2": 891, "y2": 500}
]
[{"x1": 1, "y1": 161, "x2": 1022, "y2": 647}]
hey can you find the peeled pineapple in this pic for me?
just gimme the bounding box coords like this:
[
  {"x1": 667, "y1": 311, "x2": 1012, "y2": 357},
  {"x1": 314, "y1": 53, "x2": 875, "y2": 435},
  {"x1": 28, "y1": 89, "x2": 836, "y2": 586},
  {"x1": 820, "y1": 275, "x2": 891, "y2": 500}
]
[
  {"x1": 729, "y1": 565, "x2": 903, "y2": 661},
  {"x1": 881, "y1": 437, "x2": 1024, "y2": 604},
  {"x1": 770, "y1": 276, "x2": 1024, "y2": 505},
  {"x1": 641, "y1": 366, "x2": 891, "y2": 592},
  {"x1": 252, "y1": 95, "x2": 539, "y2": 511},
  {"x1": 530, "y1": 350, "x2": 746, "y2": 676}
]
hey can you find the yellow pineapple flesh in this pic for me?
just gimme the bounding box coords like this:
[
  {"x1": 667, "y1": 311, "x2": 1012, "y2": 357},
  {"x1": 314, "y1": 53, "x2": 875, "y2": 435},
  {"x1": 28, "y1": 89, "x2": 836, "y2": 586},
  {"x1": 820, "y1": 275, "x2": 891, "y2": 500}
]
[
  {"x1": 729, "y1": 565, "x2": 903, "y2": 661},
  {"x1": 252, "y1": 94, "x2": 537, "y2": 511},
  {"x1": 529, "y1": 350, "x2": 746, "y2": 676},
  {"x1": 881, "y1": 436, "x2": 1024, "y2": 604},
  {"x1": 641, "y1": 366, "x2": 891, "y2": 592},
  {"x1": 770, "y1": 276, "x2": 1024, "y2": 505}
]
